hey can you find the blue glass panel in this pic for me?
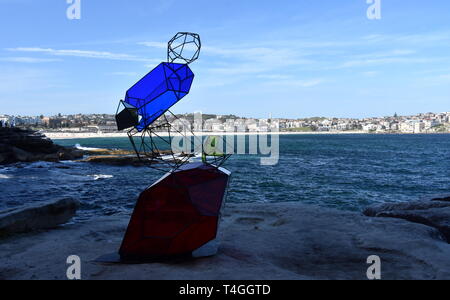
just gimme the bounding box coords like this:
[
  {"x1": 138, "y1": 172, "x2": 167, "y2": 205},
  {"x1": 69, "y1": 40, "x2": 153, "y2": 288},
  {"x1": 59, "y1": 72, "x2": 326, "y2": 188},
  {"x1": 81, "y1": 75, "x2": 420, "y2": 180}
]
[
  {"x1": 181, "y1": 76, "x2": 194, "y2": 93},
  {"x1": 135, "y1": 90, "x2": 180, "y2": 131},
  {"x1": 124, "y1": 62, "x2": 195, "y2": 131}
]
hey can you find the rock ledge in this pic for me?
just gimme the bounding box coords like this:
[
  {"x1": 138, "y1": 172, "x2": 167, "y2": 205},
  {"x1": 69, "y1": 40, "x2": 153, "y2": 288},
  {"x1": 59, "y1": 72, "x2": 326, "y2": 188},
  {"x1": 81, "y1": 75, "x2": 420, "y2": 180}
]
[
  {"x1": 0, "y1": 198, "x2": 80, "y2": 236},
  {"x1": 364, "y1": 199, "x2": 450, "y2": 243},
  {"x1": 0, "y1": 127, "x2": 83, "y2": 165}
]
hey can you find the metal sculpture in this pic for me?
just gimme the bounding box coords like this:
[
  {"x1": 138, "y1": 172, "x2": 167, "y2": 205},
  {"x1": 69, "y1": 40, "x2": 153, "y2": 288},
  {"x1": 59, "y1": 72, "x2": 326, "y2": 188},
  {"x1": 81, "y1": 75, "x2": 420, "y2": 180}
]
[{"x1": 114, "y1": 33, "x2": 231, "y2": 260}]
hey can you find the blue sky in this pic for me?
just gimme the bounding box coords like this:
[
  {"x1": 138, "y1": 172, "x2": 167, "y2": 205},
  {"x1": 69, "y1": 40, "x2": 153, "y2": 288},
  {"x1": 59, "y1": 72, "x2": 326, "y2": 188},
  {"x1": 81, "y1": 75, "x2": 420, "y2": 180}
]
[{"x1": 0, "y1": 0, "x2": 449, "y2": 118}]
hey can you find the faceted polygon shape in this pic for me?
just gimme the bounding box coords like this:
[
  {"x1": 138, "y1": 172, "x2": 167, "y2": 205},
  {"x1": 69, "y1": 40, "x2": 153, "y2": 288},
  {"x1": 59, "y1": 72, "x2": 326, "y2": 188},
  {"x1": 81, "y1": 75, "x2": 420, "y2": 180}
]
[
  {"x1": 124, "y1": 63, "x2": 194, "y2": 131},
  {"x1": 168, "y1": 32, "x2": 201, "y2": 65},
  {"x1": 116, "y1": 107, "x2": 139, "y2": 131},
  {"x1": 119, "y1": 163, "x2": 230, "y2": 259}
]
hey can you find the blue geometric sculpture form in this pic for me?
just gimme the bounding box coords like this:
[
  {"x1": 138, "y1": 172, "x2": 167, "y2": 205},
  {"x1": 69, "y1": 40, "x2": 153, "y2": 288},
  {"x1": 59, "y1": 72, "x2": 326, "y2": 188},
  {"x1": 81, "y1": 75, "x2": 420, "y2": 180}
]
[
  {"x1": 125, "y1": 63, "x2": 194, "y2": 131},
  {"x1": 115, "y1": 32, "x2": 230, "y2": 172}
]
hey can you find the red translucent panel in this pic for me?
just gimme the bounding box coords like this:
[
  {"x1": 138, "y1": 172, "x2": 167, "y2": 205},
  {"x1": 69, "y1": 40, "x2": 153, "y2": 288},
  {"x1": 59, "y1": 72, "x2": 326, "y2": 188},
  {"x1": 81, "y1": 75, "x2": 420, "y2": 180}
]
[{"x1": 120, "y1": 163, "x2": 230, "y2": 258}]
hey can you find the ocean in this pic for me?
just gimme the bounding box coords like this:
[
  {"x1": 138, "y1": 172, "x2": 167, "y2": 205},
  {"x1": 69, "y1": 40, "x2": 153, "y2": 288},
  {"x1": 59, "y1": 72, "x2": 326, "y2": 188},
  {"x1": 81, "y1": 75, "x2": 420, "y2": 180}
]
[{"x1": 1, "y1": 134, "x2": 449, "y2": 221}]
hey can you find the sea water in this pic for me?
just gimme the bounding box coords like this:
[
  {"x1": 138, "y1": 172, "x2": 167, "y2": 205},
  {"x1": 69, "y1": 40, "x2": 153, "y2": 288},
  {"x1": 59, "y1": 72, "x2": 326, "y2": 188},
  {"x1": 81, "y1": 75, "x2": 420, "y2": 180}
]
[{"x1": 0, "y1": 134, "x2": 449, "y2": 221}]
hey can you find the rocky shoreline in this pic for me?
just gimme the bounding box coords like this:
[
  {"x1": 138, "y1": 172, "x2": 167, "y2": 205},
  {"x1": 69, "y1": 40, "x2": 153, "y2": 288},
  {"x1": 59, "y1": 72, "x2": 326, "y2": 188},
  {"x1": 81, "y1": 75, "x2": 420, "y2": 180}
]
[
  {"x1": 0, "y1": 127, "x2": 182, "y2": 166},
  {"x1": 0, "y1": 128, "x2": 83, "y2": 165},
  {"x1": 0, "y1": 198, "x2": 449, "y2": 280},
  {"x1": 363, "y1": 197, "x2": 450, "y2": 243},
  {"x1": 0, "y1": 198, "x2": 80, "y2": 236}
]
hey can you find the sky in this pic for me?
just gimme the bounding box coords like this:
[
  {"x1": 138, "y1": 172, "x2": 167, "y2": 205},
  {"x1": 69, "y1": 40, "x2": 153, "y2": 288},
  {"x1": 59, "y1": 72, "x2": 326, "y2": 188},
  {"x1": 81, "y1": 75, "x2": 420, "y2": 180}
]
[{"x1": 0, "y1": 0, "x2": 449, "y2": 119}]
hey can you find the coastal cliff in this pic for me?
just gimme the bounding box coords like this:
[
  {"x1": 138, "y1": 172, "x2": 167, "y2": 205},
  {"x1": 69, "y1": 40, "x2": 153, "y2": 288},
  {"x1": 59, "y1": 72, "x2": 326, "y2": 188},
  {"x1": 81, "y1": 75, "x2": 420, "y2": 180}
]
[{"x1": 0, "y1": 127, "x2": 83, "y2": 165}]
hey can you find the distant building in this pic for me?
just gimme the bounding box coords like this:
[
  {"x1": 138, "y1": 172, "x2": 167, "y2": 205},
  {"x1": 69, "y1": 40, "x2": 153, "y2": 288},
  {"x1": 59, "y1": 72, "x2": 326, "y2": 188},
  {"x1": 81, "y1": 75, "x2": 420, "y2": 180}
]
[
  {"x1": 400, "y1": 121, "x2": 414, "y2": 133},
  {"x1": 1, "y1": 111, "x2": 448, "y2": 134},
  {"x1": 413, "y1": 122, "x2": 425, "y2": 134},
  {"x1": 362, "y1": 124, "x2": 377, "y2": 132}
]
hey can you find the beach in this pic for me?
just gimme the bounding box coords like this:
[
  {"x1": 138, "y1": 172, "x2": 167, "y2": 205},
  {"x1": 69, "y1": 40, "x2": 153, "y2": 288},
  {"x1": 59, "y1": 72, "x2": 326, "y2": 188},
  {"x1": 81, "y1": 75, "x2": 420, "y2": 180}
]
[{"x1": 43, "y1": 131, "x2": 369, "y2": 140}]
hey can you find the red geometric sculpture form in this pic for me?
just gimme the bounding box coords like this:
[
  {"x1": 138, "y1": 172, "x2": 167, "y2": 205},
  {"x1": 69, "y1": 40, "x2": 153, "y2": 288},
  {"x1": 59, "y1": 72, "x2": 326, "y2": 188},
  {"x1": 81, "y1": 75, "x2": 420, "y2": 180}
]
[{"x1": 119, "y1": 162, "x2": 231, "y2": 260}]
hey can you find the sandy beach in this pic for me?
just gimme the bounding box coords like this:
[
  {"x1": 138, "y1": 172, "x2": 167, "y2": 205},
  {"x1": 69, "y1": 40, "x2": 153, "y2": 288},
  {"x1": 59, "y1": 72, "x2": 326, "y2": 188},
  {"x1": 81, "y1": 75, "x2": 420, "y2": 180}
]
[{"x1": 43, "y1": 131, "x2": 369, "y2": 140}]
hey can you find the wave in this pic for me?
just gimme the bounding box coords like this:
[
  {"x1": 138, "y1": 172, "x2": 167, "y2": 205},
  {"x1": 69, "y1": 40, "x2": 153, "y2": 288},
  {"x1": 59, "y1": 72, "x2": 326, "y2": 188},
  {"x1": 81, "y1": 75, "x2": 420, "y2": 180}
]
[
  {"x1": 59, "y1": 160, "x2": 78, "y2": 165},
  {"x1": 88, "y1": 174, "x2": 114, "y2": 181},
  {"x1": 75, "y1": 144, "x2": 102, "y2": 151},
  {"x1": 0, "y1": 174, "x2": 12, "y2": 179}
]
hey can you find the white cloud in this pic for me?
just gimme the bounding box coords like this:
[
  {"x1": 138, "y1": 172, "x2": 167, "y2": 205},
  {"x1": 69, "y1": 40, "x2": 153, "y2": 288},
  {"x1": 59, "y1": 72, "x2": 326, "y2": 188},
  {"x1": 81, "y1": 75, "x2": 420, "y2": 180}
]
[
  {"x1": 7, "y1": 47, "x2": 157, "y2": 63},
  {"x1": 0, "y1": 57, "x2": 62, "y2": 63},
  {"x1": 202, "y1": 45, "x2": 312, "y2": 66},
  {"x1": 421, "y1": 73, "x2": 450, "y2": 86},
  {"x1": 141, "y1": 41, "x2": 313, "y2": 66},
  {"x1": 362, "y1": 32, "x2": 450, "y2": 45},
  {"x1": 138, "y1": 42, "x2": 167, "y2": 49},
  {"x1": 266, "y1": 78, "x2": 325, "y2": 88},
  {"x1": 339, "y1": 57, "x2": 439, "y2": 68},
  {"x1": 206, "y1": 64, "x2": 268, "y2": 76},
  {"x1": 109, "y1": 71, "x2": 139, "y2": 76},
  {"x1": 138, "y1": 31, "x2": 450, "y2": 78},
  {"x1": 257, "y1": 74, "x2": 292, "y2": 80},
  {"x1": 353, "y1": 49, "x2": 416, "y2": 59},
  {"x1": 361, "y1": 71, "x2": 379, "y2": 77}
]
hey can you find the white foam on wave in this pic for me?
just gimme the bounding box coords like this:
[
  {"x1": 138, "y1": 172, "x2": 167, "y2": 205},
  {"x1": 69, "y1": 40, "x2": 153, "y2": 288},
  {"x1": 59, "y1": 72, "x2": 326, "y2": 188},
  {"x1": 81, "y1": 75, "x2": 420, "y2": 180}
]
[
  {"x1": 75, "y1": 144, "x2": 102, "y2": 151},
  {"x1": 88, "y1": 174, "x2": 114, "y2": 181},
  {"x1": 0, "y1": 174, "x2": 12, "y2": 179},
  {"x1": 59, "y1": 160, "x2": 78, "y2": 165}
]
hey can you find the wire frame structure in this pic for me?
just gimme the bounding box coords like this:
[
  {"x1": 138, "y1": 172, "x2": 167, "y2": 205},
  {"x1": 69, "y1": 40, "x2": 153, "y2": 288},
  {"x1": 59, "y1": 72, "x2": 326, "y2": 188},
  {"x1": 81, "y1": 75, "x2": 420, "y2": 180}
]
[
  {"x1": 168, "y1": 32, "x2": 201, "y2": 65},
  {"x1": 124, "y1": 110, "x2": 231, "y2": 173},
  {"x1": 115, "y1": 32, "x2": 230, "y2": 173}
]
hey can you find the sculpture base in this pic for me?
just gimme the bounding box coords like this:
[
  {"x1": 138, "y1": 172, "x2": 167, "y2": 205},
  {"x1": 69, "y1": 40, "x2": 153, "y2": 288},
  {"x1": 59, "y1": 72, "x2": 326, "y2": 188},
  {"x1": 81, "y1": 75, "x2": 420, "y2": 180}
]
[{"x1": 119, "y1": 162, "x2": 231, "y2": 260}]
